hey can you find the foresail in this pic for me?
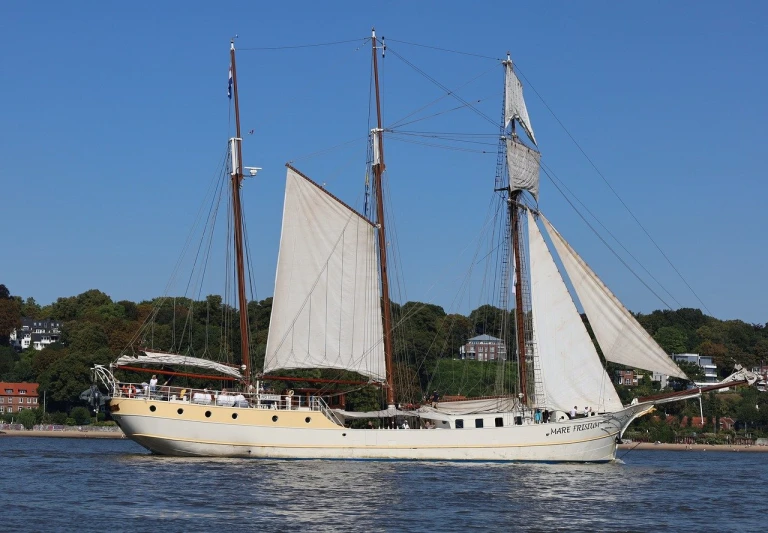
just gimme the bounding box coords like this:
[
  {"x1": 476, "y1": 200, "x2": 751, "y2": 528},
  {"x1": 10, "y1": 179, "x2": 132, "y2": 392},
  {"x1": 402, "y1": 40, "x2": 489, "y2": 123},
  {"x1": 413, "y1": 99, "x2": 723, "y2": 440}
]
[
  {"x1": 506, "y1": 139, "x2": 541, "y2": 201},
  {"x1": 527, "y1": 211, "x2": 623, "y2": 413},
  {"x1": 540, "y1": 215, "x2": 688, "y2": 379},
  {"x1": 264, "y1": 167, "x2": 386, "y2": 381},
  {"x1": 116, "y1": 351, "x2": 244, "y2": 380},
  {"x1": 505, "y1": 62, "x2": 536, "y2": 145}
]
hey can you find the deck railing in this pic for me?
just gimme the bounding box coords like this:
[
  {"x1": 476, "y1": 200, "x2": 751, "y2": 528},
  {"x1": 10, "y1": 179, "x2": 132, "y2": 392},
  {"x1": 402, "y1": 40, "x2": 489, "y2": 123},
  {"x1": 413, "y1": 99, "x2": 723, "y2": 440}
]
[{"x1": 111, "y1": 382, "x2": 339, "y2": 423}]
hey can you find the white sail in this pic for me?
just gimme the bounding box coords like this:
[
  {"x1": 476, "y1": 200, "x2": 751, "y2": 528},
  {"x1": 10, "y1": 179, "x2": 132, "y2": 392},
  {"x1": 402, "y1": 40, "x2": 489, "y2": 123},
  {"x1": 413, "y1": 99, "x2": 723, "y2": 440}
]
[
  {"x1": 264, "y1": 167, "x2": 386, "y2": 381},
  {"x1": 527, "y1": 211, "x2": 623, "y2": 413},
  {"x1": 505, "y1": 61, "x2": 536, "y2": 145},
  {"x1": 506, "y1": 139, "x2": 541, "y2": 201},
  {"x1": 116, "y1": 351, "x2": 244, "y2": 380},
  {"x1": 540, "y1": 215, "x2": 688, "y2": 379}
]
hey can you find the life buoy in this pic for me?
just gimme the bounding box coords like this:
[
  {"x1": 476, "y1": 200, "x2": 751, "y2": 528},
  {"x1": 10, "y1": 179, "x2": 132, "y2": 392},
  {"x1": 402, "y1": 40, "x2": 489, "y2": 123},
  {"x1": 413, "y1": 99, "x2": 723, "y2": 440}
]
[{"x1": 288, "y1": 389, "x2": 294, "y2": 396}]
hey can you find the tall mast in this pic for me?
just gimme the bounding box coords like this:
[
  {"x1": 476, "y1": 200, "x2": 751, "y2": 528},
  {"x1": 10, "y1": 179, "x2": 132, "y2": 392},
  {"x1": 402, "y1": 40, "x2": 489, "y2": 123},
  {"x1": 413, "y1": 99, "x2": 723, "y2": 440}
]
[
  {"x1": 504, "y1": 53, "x2": 529, "y2": 405},
  {"x1": 371, "y1": 28, "x2": 395, "y2": 406},
  {"x1": 229, "y1": 40, "x2": 251, "y2": 385},
  {"x1": 510, "y1": 193, "x2": 528, "y2": 404}
]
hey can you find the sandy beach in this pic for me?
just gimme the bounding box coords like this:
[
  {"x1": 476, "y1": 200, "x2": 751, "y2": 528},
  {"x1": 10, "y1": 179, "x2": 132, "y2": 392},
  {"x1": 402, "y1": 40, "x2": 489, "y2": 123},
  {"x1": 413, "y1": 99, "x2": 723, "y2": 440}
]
[
  {"x1": 0, "y1": 429, "x2": 125, "y2": 439},
  {"x1": 618, "y1": 442, "x2": 768, "y2": 452}
]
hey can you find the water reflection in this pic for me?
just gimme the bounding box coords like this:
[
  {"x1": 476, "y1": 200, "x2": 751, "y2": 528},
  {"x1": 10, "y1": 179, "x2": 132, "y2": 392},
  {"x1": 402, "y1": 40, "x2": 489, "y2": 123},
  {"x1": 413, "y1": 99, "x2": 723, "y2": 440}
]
[{"x1": 1, "y1": 438, "x2": 764, "y2": 532}]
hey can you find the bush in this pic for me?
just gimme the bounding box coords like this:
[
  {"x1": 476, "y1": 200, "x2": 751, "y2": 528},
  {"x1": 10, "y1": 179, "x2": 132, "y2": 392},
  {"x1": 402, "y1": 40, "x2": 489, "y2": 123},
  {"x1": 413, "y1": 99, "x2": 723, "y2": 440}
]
[
  {"x1": 17, "y1": 409, "x2": 36, "y2": 429},
  {"x1": 69, "y1": 406, "x2": 91, "y2": 425},
  {"x1": 65, "y1": 418, "x2": 76, "y2": 426}
]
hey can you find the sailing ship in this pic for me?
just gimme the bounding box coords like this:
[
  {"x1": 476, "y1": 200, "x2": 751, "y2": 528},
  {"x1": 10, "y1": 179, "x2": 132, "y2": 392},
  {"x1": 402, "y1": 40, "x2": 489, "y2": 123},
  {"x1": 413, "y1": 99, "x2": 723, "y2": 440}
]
[{"x1": 93, "y1": 32, "x2": 758, "y2": 461}]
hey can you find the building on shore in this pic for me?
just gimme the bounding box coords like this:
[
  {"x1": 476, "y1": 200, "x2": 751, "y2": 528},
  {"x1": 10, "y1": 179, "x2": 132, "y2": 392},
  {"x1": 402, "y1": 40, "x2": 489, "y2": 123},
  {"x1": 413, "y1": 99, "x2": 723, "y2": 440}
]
[
  {"x1": 0, "y1": 383, "x2": 39, "y2": 414},
  {"x1": 9, "y1": 318, "x2": 62, "y2": 351},
  {"x1": 459, "y1": 334, "x2": 507, "y2": 362}
]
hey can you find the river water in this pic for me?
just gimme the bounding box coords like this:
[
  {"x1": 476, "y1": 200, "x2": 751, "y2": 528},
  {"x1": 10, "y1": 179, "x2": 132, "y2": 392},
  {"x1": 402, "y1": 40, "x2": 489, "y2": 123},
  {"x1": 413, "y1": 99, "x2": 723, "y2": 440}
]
[{"x1": 1, "y1": 437, "x2": 764, "y2": 532}]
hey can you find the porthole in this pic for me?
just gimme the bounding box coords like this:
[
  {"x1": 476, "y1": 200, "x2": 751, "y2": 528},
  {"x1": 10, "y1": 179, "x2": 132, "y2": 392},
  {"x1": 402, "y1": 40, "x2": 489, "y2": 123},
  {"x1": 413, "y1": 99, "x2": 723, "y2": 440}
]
[
  {"x1": 232, "y1": 413, "x2": 238, "y2": 420},
  {"x1": 205, "y1": 411, "x2": 212, "y2": 418},
  {"x1": 177, "y1": 408, "x2": 184, "y2": 415},
  {"x1": 342, "y1": 433, "x2": 347, "y2": 437},
  {"x1": 149, "y1": 405, "x2": 156, "y2": 412},
  {"x1": 272, "y1": 415, "x2": 278, "y2": 422},
  {"x1": 305, "y1": 417, "x2": 311, "y2": 424}
]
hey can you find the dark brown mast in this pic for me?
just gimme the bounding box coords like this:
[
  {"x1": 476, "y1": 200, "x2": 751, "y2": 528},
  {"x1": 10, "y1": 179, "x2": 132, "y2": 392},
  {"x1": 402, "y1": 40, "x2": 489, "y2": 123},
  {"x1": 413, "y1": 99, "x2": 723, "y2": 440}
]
[
  {"x1": 504, "y1": 53, "x2": 529, "y2": 405},
  {"x1": 371, "y1": 28, "x2": 396, "y2": 406},
  {"x1": 510, "y1": 192, "x2": 528, "y2": 404},
  {"x1": 229, "y1": 40, "x2": 251, "y2": 386}
]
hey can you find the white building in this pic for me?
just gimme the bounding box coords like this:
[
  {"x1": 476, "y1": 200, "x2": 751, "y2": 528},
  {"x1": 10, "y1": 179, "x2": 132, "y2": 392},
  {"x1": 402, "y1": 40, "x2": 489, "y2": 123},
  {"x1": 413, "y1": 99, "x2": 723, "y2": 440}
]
[
  {"x1": 9, "y1": 318, "x2": 62, "y2": 351},
  {"x1": 671, "y1": 353, "x2": 719, "y2": 384}
]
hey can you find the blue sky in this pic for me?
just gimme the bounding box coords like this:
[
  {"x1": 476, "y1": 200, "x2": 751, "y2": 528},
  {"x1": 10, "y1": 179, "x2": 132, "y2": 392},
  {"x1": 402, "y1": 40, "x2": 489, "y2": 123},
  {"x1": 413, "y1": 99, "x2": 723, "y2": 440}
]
[{"x1": 1, "y1": 1, "x2": 766, "y2": 323}]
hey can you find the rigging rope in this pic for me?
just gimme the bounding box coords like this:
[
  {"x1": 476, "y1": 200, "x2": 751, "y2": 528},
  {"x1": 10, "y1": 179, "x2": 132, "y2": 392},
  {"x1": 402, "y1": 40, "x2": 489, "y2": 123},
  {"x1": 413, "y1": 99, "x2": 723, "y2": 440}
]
[{"x1": 514, "y1": 64, "x2": 712, "y2": 315}]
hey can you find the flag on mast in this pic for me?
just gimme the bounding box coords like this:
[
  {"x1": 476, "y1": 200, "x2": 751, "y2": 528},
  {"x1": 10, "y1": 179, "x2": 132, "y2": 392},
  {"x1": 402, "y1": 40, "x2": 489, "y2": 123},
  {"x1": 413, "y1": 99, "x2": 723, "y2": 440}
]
[{"x1": 228, "y1": 65, "x2": 233, "y2": 99}]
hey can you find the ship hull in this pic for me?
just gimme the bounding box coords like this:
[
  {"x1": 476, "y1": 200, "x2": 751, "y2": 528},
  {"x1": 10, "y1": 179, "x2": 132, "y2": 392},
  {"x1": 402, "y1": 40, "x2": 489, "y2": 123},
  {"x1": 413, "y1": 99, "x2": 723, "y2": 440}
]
[{"x1": 109, "y1": 397, "x2": 652, "y2": 462}]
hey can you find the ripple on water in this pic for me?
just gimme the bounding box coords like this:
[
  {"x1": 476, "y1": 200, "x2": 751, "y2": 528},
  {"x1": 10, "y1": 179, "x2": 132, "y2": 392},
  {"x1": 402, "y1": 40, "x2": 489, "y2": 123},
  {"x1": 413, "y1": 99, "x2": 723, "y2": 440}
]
[{"x1": 1, "y1": 439, "x2": 765, "y2": 532}]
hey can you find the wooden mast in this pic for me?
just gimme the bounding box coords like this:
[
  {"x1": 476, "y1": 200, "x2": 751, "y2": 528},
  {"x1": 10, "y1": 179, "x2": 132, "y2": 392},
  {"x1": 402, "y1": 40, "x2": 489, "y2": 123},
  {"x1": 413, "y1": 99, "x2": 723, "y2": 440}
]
[
  {"x1": 371, "y1": 28, "x2": 396, "y2": 406},
  {"x1": 229, "y1": 40, "x2": 251, "y2": 386},
  {"x1": 510, "y1": 192, "x2": 528, "y2": 405},
  {"x1": 505, "y1": 54, "x2": 529, "y2": 405}
]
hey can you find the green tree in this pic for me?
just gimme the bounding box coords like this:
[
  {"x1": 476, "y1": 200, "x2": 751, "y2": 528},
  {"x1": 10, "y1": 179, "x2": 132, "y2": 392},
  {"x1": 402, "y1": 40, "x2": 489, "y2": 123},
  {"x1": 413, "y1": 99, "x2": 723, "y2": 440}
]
[
  {"x1": 653, "y1": 326, "x2": 687, "y2": 354},
  {"x1": 17, "y1": 408, "x2": 36, "y2": 429},
  {"x1": 0, "y1": 285, "x2": 21, "y2": 346},
  {"x1": 69, "y1": 406, "x2": 92, "y2": 425}
]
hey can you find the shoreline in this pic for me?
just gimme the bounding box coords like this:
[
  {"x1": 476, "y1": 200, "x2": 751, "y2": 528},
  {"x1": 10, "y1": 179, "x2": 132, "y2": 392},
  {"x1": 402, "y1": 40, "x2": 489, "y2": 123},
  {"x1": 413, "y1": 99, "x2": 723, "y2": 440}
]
[
  {"x1": 618, "y1": 442, "x2": 768, "y2": 452},
  {"x1": 0, "y1": 429, "x2": 126, "y2": 439}
]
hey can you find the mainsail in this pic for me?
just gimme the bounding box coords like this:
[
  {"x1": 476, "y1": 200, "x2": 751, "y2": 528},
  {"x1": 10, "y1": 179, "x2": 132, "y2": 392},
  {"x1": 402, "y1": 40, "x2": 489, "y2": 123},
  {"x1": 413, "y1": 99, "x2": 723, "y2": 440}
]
[
  {"x1": 527, "y1": 211, "x2": 623, "y2": 412},
  {"x1": 540, "y1": 215, "x2": 688, "y2": 379},
  {"x1": 504, "y1": 61, "x2": 536, "y2": 145},
  {"x1": 264, "y1": 166, "x2": 386, "y2": 381}
]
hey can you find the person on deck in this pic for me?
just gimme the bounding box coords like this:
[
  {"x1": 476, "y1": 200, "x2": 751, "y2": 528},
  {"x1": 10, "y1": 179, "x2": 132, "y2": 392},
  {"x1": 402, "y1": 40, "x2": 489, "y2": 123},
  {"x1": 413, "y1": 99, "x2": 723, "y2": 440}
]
[
  {"x1": 570, "y1": 406, "x2": 577, "y2": 419},
  {"x1": 149, "y1": 375, "x2": 158, "y2": 393}
]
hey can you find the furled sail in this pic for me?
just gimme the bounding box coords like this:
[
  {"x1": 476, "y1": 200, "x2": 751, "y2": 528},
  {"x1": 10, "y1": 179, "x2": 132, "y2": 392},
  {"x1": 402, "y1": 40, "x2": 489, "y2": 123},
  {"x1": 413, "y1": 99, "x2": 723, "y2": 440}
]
[
  {"x1": 527, "y1": 211, "x2": 623, "y2": 412},
  {"x1": 540, "y1": 215, "x2": 688, "y2": 379},
  {"x1": 506, "y1": 139, "x2": 541, "y2": 201},
  {"x1": 115, "y1": 351, "x2": 244, "y2": 380},
  {"x1": 264, "y1": 167, "x2": 386, "y2": 381},
  {"x1": 505, "y1": 61, "x2": 536, "y2": 145}
]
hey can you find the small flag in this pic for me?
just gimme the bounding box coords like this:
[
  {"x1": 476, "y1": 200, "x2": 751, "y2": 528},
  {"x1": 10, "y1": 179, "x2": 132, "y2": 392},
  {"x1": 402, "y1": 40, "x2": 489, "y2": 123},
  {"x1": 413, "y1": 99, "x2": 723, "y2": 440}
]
[
  {"x1": 228, "y1": 66, "x2": 233, "y2": 99},
  {"x1": 248, "y1": 129, "x2": 254, "y2": 135}
]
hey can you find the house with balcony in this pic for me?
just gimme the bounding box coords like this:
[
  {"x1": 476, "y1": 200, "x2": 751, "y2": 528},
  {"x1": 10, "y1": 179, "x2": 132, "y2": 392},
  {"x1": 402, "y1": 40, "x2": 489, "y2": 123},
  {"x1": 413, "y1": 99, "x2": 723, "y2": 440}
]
[
  {"x1": 0, "y1": 382, "x2": 39, "y2": 414},
  {"x1": 9, "y1": 318, "x2": 62, "y2": 351},
  {"x1": 671, "y1": 353, "x2": 719, "y2": 384},
  {"x1": 616, "y1": 369, "x2": 641, "y2": 387},
  {"x1": 459, "y1": 334, "x2": 507, "y2": 362}
]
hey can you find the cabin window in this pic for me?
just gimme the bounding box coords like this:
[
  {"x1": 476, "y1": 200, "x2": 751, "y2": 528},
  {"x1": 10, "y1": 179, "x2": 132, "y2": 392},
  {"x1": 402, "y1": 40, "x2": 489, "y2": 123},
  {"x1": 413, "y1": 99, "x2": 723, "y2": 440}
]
[
  {"x1": 232, "y1": 413, "x2": 238, "y2": 420},
  {"x1": 455, "y1": 419, "x2": 464, "y2": 429},
  {"x1": 305, "y1": 417, "x2": 311, "y2": 423},
  {"x1": 495, "y1": 417, "x2": 503, "y2": 427},
  {"x1": 272, "y1": 415, "x2": 278, "y2": 422},
  {"x1": 149, "y1": 405, "x2": 156, "y2": 412},
  {"x1": 205, "y1": 411, "x2": 212, "y2": 418},
  {"x1": 177, "y1": 408, "x2": 184, "y2": 415},
  {"x1": 475, "y1": 419, "x2": 484, "y2": 428}
]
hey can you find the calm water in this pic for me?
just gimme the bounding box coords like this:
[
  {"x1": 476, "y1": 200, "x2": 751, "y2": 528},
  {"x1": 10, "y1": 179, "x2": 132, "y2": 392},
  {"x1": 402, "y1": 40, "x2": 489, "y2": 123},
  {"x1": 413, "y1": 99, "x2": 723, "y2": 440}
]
[{"x1": 1, "y1": 438, "x2": 765, "y2": 532}]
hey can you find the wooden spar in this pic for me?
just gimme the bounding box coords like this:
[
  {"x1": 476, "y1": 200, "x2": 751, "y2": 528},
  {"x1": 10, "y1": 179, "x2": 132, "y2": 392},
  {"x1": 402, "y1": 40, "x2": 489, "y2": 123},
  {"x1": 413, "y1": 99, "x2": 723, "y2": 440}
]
[
  {"x1": 371, "y1": 28, "x2": 396, "y2": 406},
  {"x1": 229, "y1": 40, "x2": 251, "y2": 386},
  {"x1": 117, "y1": 365, "x2": 239, "y2": 382},
  {"x1": 639, "y1": 380, "x2": 749, "y2": 403},
  {"x1": 510, "y1": 191, "x2": 528, "y2": 404},
  {"x1": 262, "y1": 375, "x2": 375, "y2": 386}
]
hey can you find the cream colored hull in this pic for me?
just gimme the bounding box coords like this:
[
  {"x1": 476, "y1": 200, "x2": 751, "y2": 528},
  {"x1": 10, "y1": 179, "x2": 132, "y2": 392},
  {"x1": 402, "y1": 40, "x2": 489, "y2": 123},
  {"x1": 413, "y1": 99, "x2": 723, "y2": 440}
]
[{"x1": 110, "y1": 397, "x2": 651, "y2": 462}]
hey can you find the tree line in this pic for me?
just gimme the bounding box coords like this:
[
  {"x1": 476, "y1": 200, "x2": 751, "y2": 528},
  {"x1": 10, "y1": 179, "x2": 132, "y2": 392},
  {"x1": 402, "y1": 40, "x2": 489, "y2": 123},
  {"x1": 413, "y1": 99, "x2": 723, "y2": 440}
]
[{"x1": 1, "y1": 283, "x2": 766, "y2": 433}]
